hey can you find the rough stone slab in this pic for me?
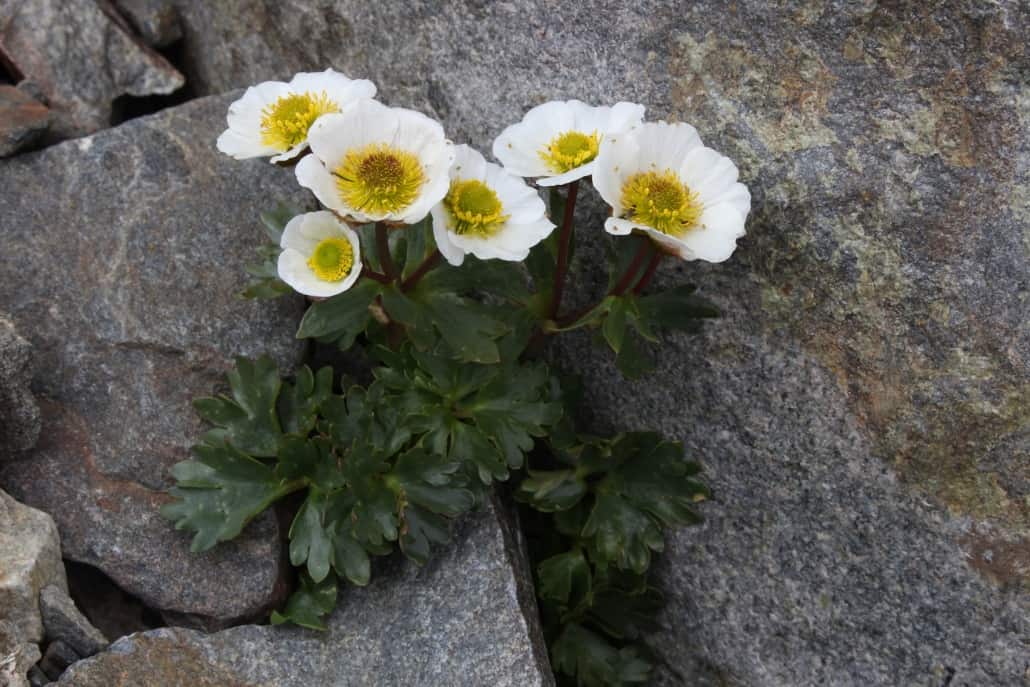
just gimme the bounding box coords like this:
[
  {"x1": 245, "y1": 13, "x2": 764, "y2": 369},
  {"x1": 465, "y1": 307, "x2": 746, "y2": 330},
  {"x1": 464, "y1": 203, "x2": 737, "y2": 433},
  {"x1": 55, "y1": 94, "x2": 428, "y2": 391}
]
[
  {"x1": 0, "y1": 315, "x2": 41, "y2": 454},
  {"x1": 0, "y1": 620, "x2": 42, "y2": 687},
  {"x1": 0, "y1": 86, "x2": 49, "y2": 158},
  {"x1": 0, "y1": 0, "x2": 183, "y2": 140},
  {"x1": 59, "y1": 499, "x2": 554, "y2": 687},
  {"x1": 0, "y1": 93, "x2": 310, "y2": 625},
  {"x1": 160, "y1": 1, "x2": 1030, "y2": 684},
  {"x1": 40, "y1": 585, "x2": 108, "y2": 658},
  {"x1": 38, "y1": 640, "x2": 78, "y2": 682},
  {"x1": 0, "y1": 489, "x2": 67, "y2": 644},
  {"x1": 111, "y1": 0, "x2": 183, "y2": 48}
]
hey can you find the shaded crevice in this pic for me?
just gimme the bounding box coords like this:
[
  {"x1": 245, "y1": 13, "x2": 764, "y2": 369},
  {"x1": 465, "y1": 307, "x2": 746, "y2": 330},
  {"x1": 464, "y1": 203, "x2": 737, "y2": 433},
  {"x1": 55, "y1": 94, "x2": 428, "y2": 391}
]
[
  {"x1": 65, "y1": 560, "x2": 166, "y2": 640},
  {"x1": 109, "y1": 38, "x2": 196, "y2": 125},
  {"x1": 0, "y1": 42, "x2": 24, "y2": 84}
]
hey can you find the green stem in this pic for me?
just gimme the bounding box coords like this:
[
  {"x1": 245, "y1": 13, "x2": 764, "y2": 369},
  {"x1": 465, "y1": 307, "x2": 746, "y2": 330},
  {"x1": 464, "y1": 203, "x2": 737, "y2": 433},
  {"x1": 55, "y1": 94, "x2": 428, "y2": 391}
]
[
  {"x1": 376, "y1": 222, "x2": 398, "y2": 282},
  {"x1": 548, "y1": 180, "x2": 580, "y2": 320},
  {"x1": 401, "y1": 249, "x2": 442, "y2": 292}
]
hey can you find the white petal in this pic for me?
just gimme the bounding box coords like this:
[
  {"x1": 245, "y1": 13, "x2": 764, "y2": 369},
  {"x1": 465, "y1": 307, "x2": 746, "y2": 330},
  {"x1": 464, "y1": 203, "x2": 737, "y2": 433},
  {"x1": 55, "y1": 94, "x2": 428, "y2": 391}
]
[
  {"x1": 593, "y1": 132, "x2": 641, "y2": 213},
  {"x1": 270, "y1": 141, "x2": 309, "y2": 163},
  {"x1": 431, "y1": 204, "x2": 466, "y2": 266},
  {"x1": 278, "y1": 250, "x2": 343, "y2": 298},
  {"x1": 537, "y1": 163, "x2": 595, "y2": 187},
  {"x1": 287, "y1": 68, "x2": 377, "y2": 106},
  {"x1": 635, "y1": 121, "x2": 703, "y2": 174},
  {"x1": 678, "y1": 203, "x2": 746, "y2": 262},
  {"x1": 295, "y1": 155, "x2": 347, "y2": 215},
  {"x1": 216, "y1": 129, "x2": 277, "y2": 159},
  {"x1": 604, "y1": 217, "x2": 642, "y2": 236},
  {"x1": 605, "y1": 102, "x2": 646, "y2": 135},
  {"x1": 679, "y1": 146, "x2": 739, "y2": 204},
  {"x1": 640, "y1": 228, "x2": 696, "y2": 260},
  {"x1": 451, "y1": 144, "x2": 490, "y2": 181}
]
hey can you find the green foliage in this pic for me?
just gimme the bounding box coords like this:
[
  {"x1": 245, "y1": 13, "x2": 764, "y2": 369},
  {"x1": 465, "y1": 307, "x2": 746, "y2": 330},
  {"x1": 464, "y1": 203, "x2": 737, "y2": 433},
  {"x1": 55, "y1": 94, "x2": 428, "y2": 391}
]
[{"x1": 170, "y1": 188, "x2": 725, "y2": 687}]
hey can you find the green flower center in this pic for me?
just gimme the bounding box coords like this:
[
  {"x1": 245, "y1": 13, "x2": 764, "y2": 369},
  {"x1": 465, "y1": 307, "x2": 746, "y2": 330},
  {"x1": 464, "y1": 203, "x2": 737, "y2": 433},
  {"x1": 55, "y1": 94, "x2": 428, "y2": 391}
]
[
  {"x1": 260, "y1": 91, "x2": 339, "y2": 150},
  {"x1": 539, "y1": 130, "x2": 600, "y2": 174},
  {"x1": 334, "y1": 143, "x2": 426, "y2": 215},
  {"x1": 619, "y1": 170, "x2": 702, "y2": 236},
  {"x1": 444, "y1": 179, "x2": 510, "y2": 236},
  {"x1": 307, "y1": 237, "x2": 354, "y2": 282}
]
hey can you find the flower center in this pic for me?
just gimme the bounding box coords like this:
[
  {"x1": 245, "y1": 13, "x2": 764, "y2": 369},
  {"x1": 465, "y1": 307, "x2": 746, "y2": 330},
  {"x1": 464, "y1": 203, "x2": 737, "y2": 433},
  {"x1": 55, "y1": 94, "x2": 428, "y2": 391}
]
[
  {"x1": 539, "y1": 130, "x2": 600, "y2": 174},
  {"x1": 334, "y1": 144, "x2": 426, "y2": 215},
  {"x1": 619, "y1": 170, "x2": 702, "y2": 236},
  {"x1": 260, "y1": 91, "x2": 339, "y2": 150},
  {"x1": 307, "y1": 237, "x2": 354, "y2": 282},
  {"x1": 444, "y1": 179, "x2": 510, "y2": 236}
]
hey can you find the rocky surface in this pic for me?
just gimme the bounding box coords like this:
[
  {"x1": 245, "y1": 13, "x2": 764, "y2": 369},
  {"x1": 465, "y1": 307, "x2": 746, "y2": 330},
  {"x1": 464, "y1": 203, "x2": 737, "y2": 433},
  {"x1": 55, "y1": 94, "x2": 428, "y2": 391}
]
[
  {"x1": 0, "y1": 620, "x2": 42, "y2": 687},
  {"x1": 112, "y1": 0, "x2": 183, "y2": 48},
  {"x1": 58, "y1": 500, "x2": 553, "y2": 687},
  {"x1": 155, "y1": 1, "x2": 1030, "y2": 684},
  {"x1": 0, "y1": 316, "x2": 41, "y2": 454},
  {"x1": 0, "y1": 0, "x2": 184, "y2": 140},
  {"x1": 0, "y1": 93, "x2": 310, "y2": 626},
  {"x1": 40, "y1": 585, "x2": 109, "y2": 658},
  {"x1": 0, "y1": 489, "x2": 67, "y2": 644},
  {"x1": 0, "y1": 86, "x2": 50, "y2": 158}
]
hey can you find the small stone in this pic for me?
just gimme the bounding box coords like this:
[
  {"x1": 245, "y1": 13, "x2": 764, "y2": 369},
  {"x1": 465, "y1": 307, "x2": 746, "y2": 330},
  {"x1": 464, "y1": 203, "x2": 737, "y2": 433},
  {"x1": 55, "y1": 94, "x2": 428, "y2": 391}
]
[
  {"x1": 37, "y1": 641, "x2": 79, "y2": 682},
  {"x1": 0, "y1": 490, "x2": 67, "y2": 643},
  {"x1": 0, "y1": 315, "x2": 41, "y2": 454},
  {"x1": 112, "y1": 0, "x2": 183, "y2": 48},
  {"x1": 27, "y1": 665, "x2": 50, "y2": 687},
  {"x1": 0, "y1": 86, "x2": 49, "y2": 157},
  {"x1": 0, "y1": 620, "x2": 41, "y2": 687},
  {"x1": 58, "y1": 500, "x2": 553, "y2": 686},
  {"x1": 0, "y1": 0, "x2": 183, "y2": 140},
  {"x1": 39, "y1": 586, "x2": 108, "y2": 658}
]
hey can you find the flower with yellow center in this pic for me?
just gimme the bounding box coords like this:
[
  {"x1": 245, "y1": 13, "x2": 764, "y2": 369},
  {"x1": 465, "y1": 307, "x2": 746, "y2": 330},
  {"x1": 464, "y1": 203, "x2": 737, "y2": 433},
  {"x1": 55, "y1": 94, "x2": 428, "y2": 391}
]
[
  {"x1": 430, "y1": 145, "x2": 554, "y2": 266},
  {"x1": 277, "y1": 211, "x2": 363, "y2": 297},
  {"x1": 492, "y1": 100, "x2": 644, "y2": 186},
  {"x1": 216, "y1": 69, "x2": 376, "y2": 163},
  {"x1": 295, "y1": 100, "x2": 455, "y2": 224},
  {"x1": 593, "y1": 121, "x2": 751, "y2": 262}
]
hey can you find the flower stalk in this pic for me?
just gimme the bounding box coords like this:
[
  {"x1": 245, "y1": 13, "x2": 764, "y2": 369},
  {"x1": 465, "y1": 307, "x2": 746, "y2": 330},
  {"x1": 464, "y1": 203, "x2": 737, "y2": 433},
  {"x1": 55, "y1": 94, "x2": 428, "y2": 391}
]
[
  {"x1": 376, "y1": 222, "x2": 398, "y2": 282},
  {"x1": 401, "y1": 249, "x2": 442, "y2": 292},
  {"x1": 548, "y1": 179, "x2": 580, "y2": 319}
]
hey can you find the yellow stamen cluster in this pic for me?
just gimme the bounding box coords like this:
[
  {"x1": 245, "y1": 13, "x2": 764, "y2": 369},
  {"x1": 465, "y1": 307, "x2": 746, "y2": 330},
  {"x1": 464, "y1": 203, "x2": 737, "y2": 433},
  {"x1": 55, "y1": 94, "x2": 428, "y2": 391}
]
[
  {"x1": 334, "y1": 144, "x2": 425, "y2": 215},
  {"x1": 307, "y1": 237, "x2": 354, "y2": 282},
  {"x1": 619, "y1": 170, "x2": 702, "y2": 236},
  {"x1": 260, "y1": 91, "x2": 339, "y2": 150},
  {"x1": 444, "y1": 179, "x2": 509, "y2": 236},
  {"x1": 539, "y1": 130, "x2": 600, "y2": 174}
]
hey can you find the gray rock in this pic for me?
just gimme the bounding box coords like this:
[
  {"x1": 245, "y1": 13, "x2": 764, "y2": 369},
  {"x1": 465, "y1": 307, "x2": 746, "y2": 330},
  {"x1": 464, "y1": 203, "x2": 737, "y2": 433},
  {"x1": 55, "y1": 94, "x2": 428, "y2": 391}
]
[
  {"x1": 58, "y1": 499, "x2": 553, "y2": 686},
  {"x1": 163, "y1": 1, "x2": 1030, "y2": 684},
  {"x1": 37, "y1": 641, "x2": 78, "y2": 682},
  {"x1": 0, "y1": 93, "x2": 310, "y2": 626},
  {"x1": 111, "y1": 0, "x2": 183, "y2": 48},
  {"x1": 0, "y1": 86, "x2": 50, "y2": 158},
  {"x1": 0, "y1": 620, "x2": 42, "y2": 687},
  {"x1": 0, "y1": 489, "x2": 67, "y2": 644},
  {"x1": 0, "y1": 316, "x2": 41, "y2": 454},
  {"x1": 0, "y1": 0, "x2": 184, "y2": 140},
  {"x1": 39, "y1": 586, "x2": 108, "y2": 658},
  {"x1": 26, "y1": 665, "x2": 49, "y2": 687}
]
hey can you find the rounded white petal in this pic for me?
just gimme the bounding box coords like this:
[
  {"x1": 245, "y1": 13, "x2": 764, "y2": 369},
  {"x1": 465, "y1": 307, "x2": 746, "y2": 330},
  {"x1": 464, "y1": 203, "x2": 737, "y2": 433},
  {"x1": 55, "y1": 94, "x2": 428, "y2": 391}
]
[
  {"x1": 287, "y1": 68, "x2": 377, "y2": 106},
  {"x1": 430, "y1": 203, "x2": 465, "y2": 266},
  {"x1": 537, "y1": 163, "x2": 596, "y2": 187},
  {"x1": 604, "y1": 217, "x2": 641, "y2": 236},
  {"x1": 676, "y1": 202, "x2": 746, "y2": 263},
  {"x1": 303, "y1": 101, "x2": 452, "y2": 224},
  {"x1": 295, "y1": 155, "x2": 348, "y2": 215},
  {"x1": 277, "y1": 212, "x2": 363, "y2": 297},
  {"x1": 216, "y1": 81, "x2": 294, "y2": 160},
  {"x1": 270, "y1": 141, "x2": 309, "y2": 163},
  {"x1": 216, "y1": 129, "x2": 277, "y2": 159},
  {"x1": 593, "y1": 131, "x2": 641, "y2": 213}
]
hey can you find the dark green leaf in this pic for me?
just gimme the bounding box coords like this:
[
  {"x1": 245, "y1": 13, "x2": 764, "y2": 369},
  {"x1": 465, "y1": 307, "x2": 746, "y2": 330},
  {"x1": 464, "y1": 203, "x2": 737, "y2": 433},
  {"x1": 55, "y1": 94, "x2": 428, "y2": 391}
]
[
  {"x1": 551, "y1": 623, "x2": 651, "y2": 686},
  {"x1": 242, "y1": 277, "x2": 291, "y2": 300},
  {"x1": 278, "y1": 365, "x2": 334, "y2": 435},
  {"x1": 193, "y1": 356, "x2": 282, "y2": 457},
  {"x1": 398, "y1": 504, "x2": 450, "y2": 565},
  {"x1": 270, "y1": 571, "x2": 338, "y2": 630},
  {"x1": 537, "y1": 550, "x2": 591, "y2": 607},
  {"x1": 636, "y1": 285, "x2": 718, "y2": 332},
  {"x1": 259, "y1": 202, "x2": 300, "y2": 244},
  {"x1": 614, "y1": 330, "x2": 655, "y2": 379},
  {"x1": 331, "y1": 522, "x2": 371, "y2": 586},
  {"x1": 296, "y1": 279, "x2": 382, "y2": 346},
  {"x1": 161, "y1": 443, "x2": 301, "y2": 552},
  {"x1": 516, "y1": 469, "x2": 587, "y2": 512},
  {"x1": 289, "y1": 488, "x2": 334, "y2": 583}
]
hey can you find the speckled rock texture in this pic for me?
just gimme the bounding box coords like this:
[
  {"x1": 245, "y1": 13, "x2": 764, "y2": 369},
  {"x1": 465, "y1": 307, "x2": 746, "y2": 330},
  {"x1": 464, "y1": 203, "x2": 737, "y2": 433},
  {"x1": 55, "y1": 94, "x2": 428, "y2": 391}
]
[
  {"x1": 0, "y1": 620, "x2": 42, "y2": 687},
  {"x1": 0, "y1": 488, "x2": 67, "y2": 644},
  {"x1": 0, "y1": 93, "x2": 310, "y2": 627},
  {"x1": 0, "y1": 315, "x2": 41, "y2": 454},
  {"x1": 0, "y1": 86, "x2": 50, "y2": 158},
  {"x1": 40, "y1": 585, "x2": 109, "y2": 658},
  {"x1": 0, "y1": 0, "x2": 183, "y2": 140},
  {"x1": 58, "y1": 499, "x2": 553, "y2": 686},
  {"x1": 111, "y1": 0, "x2": 183, "y2": 48},
  {"x1": 158, "y1": 1, "x2": 1029, "y2": 684}
]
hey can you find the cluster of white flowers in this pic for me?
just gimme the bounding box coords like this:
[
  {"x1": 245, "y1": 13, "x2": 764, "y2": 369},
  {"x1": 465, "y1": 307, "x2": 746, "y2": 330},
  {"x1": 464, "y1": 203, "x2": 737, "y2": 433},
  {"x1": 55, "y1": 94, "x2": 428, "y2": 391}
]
[{"x1": 217, "y1": 68, "x2": 750, "y2": 298}]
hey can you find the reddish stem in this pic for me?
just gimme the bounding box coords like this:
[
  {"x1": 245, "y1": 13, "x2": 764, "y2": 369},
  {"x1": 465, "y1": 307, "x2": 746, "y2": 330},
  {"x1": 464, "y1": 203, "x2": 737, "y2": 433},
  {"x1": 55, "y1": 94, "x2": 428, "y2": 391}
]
[
  {"x1": 401, "y1": 249, "x2": 442, "y2": 292},
  {"x1": 610, "y1": 239, "x2": 652, "y2": 297},
  {"x1": 363, "y1": 267, "x2": 391, "y2": 284},
  {"x1": 548, "y1": 180, "x2": 580, "y2": 319},
  {"x1": 376, "y1": 222, "x2": 397, "y2": 281},
  {"x1": 632, "y1": 246, "x2": 663, "y2": 295}
]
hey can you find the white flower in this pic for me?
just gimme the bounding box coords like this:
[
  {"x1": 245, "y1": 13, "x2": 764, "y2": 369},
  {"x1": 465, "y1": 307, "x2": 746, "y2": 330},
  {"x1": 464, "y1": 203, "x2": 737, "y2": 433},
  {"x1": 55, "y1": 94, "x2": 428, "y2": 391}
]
[
  {"x1": 277, "y1": 211, "x2": 363, "y2": 298},
  {"x1": 295, "y1": 99, "x2": 455, "y2": 225},
  {"x1": 492, "y1": 100, "x2": 645, "y2": 186},
  {"x1": 216, "y1": 69, "x2": 376, "y2": 163},
  {"x1": 429, "y1": 145, "x2": 554, "y2": 266},
  {"x1": 593, "y1": 121, "x2": 750, "y2": 263}
]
